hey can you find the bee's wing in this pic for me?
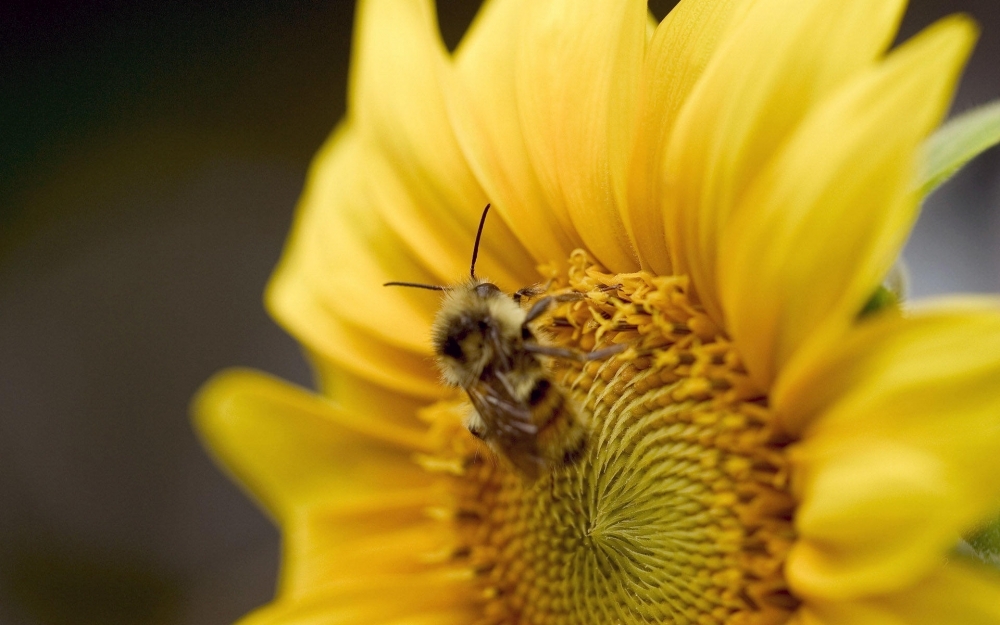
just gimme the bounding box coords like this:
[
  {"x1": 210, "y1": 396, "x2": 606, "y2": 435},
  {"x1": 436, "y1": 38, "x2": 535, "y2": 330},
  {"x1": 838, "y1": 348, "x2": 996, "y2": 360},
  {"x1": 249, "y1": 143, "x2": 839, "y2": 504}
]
[
  {"x1": 465, "y1": 377, "x2": 537, "y2": 438},
  {"x1": 465, "y1": 376, "x2": 544, "y2": 479}
]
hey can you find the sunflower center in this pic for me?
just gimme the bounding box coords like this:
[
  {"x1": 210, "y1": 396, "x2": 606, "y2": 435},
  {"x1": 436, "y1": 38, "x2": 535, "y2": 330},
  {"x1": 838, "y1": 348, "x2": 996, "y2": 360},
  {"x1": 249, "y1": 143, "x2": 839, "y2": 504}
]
[{"x1": 419, "y1": 252, "x2": 797, "y2": 625}]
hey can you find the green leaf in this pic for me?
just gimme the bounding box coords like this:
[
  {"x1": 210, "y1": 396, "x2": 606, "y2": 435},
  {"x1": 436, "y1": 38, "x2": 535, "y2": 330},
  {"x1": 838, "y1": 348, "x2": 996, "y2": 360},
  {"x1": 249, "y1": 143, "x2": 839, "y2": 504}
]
[
  {"x1": 962, "y1": 510, "x2": 1000, "y2": 571},
  {"x1": 859, "y1": 285, "x2": 898, "y2": 318},
  {"x1": 858, "y1": 263, "x2": 906, "y2": 319},
  {"x1": 920, "y1": 100, "x2": 1000, "y2": 196}
]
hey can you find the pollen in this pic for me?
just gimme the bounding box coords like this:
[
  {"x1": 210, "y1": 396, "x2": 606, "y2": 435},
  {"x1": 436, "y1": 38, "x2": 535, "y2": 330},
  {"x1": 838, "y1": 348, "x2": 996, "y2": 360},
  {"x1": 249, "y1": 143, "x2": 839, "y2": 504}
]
[{"x1": 419, "y1": 251, "x2": 797, "y2": 625}]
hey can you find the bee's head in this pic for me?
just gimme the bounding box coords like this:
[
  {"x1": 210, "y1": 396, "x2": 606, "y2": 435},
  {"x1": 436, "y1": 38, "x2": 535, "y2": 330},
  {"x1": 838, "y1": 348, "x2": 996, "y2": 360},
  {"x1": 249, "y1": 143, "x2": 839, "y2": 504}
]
[
  {"x1": 432, "y1": 280, "x2": 510, "y2": 383},
  {"x1": 434, "y1": 325, "x2": 488, "y2": 388},
  {"x1": 436, "y1": 315, "x2": 489, "y2": 363},
  {"x1": 472, "y1": 281, "x2": 502, "y2": 299}
]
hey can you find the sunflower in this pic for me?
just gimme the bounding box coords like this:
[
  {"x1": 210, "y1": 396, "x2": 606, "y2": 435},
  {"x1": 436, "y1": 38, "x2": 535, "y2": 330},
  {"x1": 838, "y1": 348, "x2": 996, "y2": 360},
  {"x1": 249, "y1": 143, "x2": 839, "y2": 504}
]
[{"x1": 194, "y1": 0, "x2": 1000, "y2": 623}]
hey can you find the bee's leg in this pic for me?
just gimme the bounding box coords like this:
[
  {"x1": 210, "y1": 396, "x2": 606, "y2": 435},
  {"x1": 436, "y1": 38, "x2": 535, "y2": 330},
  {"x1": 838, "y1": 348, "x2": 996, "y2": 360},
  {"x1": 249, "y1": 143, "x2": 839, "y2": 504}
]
[
  {"x1": 524, "y1": 342, "x2": 626, "y2": 362},
  {"x1": 465, "y1": 411, "x2": 489, "y2": 440},
  {"x1": 523, "y1": 292, "x2": 588, "y2": 325},
  {"x1": 523, "y1": 296, "x2": 552, "y2": 324},
  {"x1": 523, "y1": 283, "x2": 623, "y2": 323}
]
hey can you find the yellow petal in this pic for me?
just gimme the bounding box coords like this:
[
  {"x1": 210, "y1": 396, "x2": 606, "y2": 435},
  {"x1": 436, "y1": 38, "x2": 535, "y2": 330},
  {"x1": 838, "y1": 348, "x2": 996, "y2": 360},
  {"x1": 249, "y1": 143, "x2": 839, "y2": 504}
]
[
  {"x1": 663, "y1": 0, "x2": 907, "y2": 321},
  {"x1": 198, "y1": 371, "x2": 449, "y2": 603},
  {"x1": 474, "y1": 0, "x2": 645, "y2": 271},
  {"x1": 626, "y1": 0, "x2": 755, "y2": 273},
  {"x1": 275, "y1": 284, "x2": 443, "y2": 400},
  {"x1": 307, "y1": 352, "x2": 437, "y2": 429},
  {"x1": 788, "y1": 442, "x2": 983, "y2": 600},
  {"x1": 448, "y1": 0, "x2": 582, "y2": 266},
  {"x1": 718, "y1": 15, "x2": 977, "y2": 389},
  {"x1": 350, "y1": 0, "x2": 536, "y2": 287},
  {"x1": 775, "y1": 297, "x2": 1000, "y2": 432},
  {"x1": 282, "y1": 512, "x2": 451, "y2": 600},
  {"x1": 779, "y1": 301, "x2": 1000, "y2": 598},
  {"x1": 798, "y1": 562, "x2": 1000, "y2": 624},
  {"x1": 241, "y1": 580, "x2": 471, "y2": 625},
  {"x1": 192, "y1": 369, "x2": 433, "y2": 523},
  {"x1": 268, "y1": 257, "x2": 443, "y2": 400},
  {"x1": 267, "y1": 125, "x2": 434, "y2": 351},
  {"x1": 266, "y1": 126, "x2": 445, "y2": 399}
]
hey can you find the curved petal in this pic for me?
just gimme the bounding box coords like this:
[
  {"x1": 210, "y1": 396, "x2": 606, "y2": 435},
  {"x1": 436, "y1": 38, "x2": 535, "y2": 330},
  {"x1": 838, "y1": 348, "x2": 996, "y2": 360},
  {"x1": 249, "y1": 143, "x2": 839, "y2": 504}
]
[
  {"x1": 663, "y1": 0, "x2": 907, "y2": 321},
  {"x1": 267, "y1": 126, "x2": 434, "y2": 349},
  {"x1": 776, "y1": 300, "x2": 1000, "y2": 598},
  {"x1": 775, "y1": 297, "x2": 1000, "y2": 432},
  {"x1": 797, "y1": 562, "x2": 1000, "y2": 624},
  {"x1": 718, "y1": 15, "x2": 978, "y2": 389},
  {"x1": 626, "y1": 0, "x2": 756, "y2": 273},
  {"x1": 513, "y1": 0, "x2": 647, "y2": 271},
  {"x1": 307, "y1": 353, "x2": 439, "y2": 429},
  {"x1": 242, "y1": 569, "x2": 472, "y2": 625},
  {"x1": 192, "y1": 369, "x2": 434, "y2": 523},
  {"x1": 448, "y1": 0, "x2": 581, "y2": 266},
  {"x1": 281, "y1": 511, "x2": 453, "y2": 600},
  {"x1": 265, "y1": 126, "x2": 447, "y2": 399},
  {"x1": 269, "y1": 272, "x2": 444, "y2": 399},
  {"x1": 350, "y1": 0, "x2": 536, "y2": 287},
  {"x1": 242, "y1": 590, "x2": 471, "y2": 625},
  {"x1": 788, "y1": 442, "x2": 985, "y2": 600}
]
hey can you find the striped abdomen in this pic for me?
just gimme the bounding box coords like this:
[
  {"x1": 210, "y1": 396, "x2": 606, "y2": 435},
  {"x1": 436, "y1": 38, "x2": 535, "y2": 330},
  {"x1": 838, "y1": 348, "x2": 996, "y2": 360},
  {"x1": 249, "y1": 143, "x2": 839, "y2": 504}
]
[{"x1": 524, "y1": 376, "x2": 588, "y2": 466}]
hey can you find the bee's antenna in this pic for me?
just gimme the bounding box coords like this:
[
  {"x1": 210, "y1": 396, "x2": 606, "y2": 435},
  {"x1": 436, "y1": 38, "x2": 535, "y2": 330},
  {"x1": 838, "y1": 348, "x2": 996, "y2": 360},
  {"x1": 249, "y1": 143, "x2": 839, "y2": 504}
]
[
  {"x1": 383, "y1": 281, "x2": 449, "y2": 291},
  {"x1": 470, "y1": 203, "x2": 490, "y2": 280}
]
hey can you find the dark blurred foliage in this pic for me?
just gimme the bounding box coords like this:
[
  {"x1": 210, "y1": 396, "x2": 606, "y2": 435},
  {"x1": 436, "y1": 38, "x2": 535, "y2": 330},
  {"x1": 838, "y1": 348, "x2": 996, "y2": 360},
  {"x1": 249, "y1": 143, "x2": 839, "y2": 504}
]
[{"x1": 0, "y1": 1, "x2": 997, "y2": 624}]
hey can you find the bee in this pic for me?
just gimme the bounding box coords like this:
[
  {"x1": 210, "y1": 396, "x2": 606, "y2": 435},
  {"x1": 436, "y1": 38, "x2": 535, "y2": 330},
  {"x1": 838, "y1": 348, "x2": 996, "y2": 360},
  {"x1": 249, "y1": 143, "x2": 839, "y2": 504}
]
[{"x1": 385, "y1": 204, "x2": 622, "y2": 479}]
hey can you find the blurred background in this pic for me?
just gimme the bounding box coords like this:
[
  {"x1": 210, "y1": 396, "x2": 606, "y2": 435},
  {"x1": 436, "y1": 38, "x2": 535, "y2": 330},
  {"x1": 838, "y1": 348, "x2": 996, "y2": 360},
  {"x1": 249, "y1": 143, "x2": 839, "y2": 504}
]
[{"x1": 1, "y1": 0, "x2": 997, "y2": 623}]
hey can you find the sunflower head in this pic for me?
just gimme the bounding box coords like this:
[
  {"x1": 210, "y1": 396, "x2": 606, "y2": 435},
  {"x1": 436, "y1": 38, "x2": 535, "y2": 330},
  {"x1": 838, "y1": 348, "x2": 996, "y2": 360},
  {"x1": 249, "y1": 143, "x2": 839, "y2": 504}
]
[
  {"x1": 194, "y1": 0, "x2": 1000, "y2": 623},
  {"x1": 415, "y1": 251, "x2": 798, "y2": 624}
]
